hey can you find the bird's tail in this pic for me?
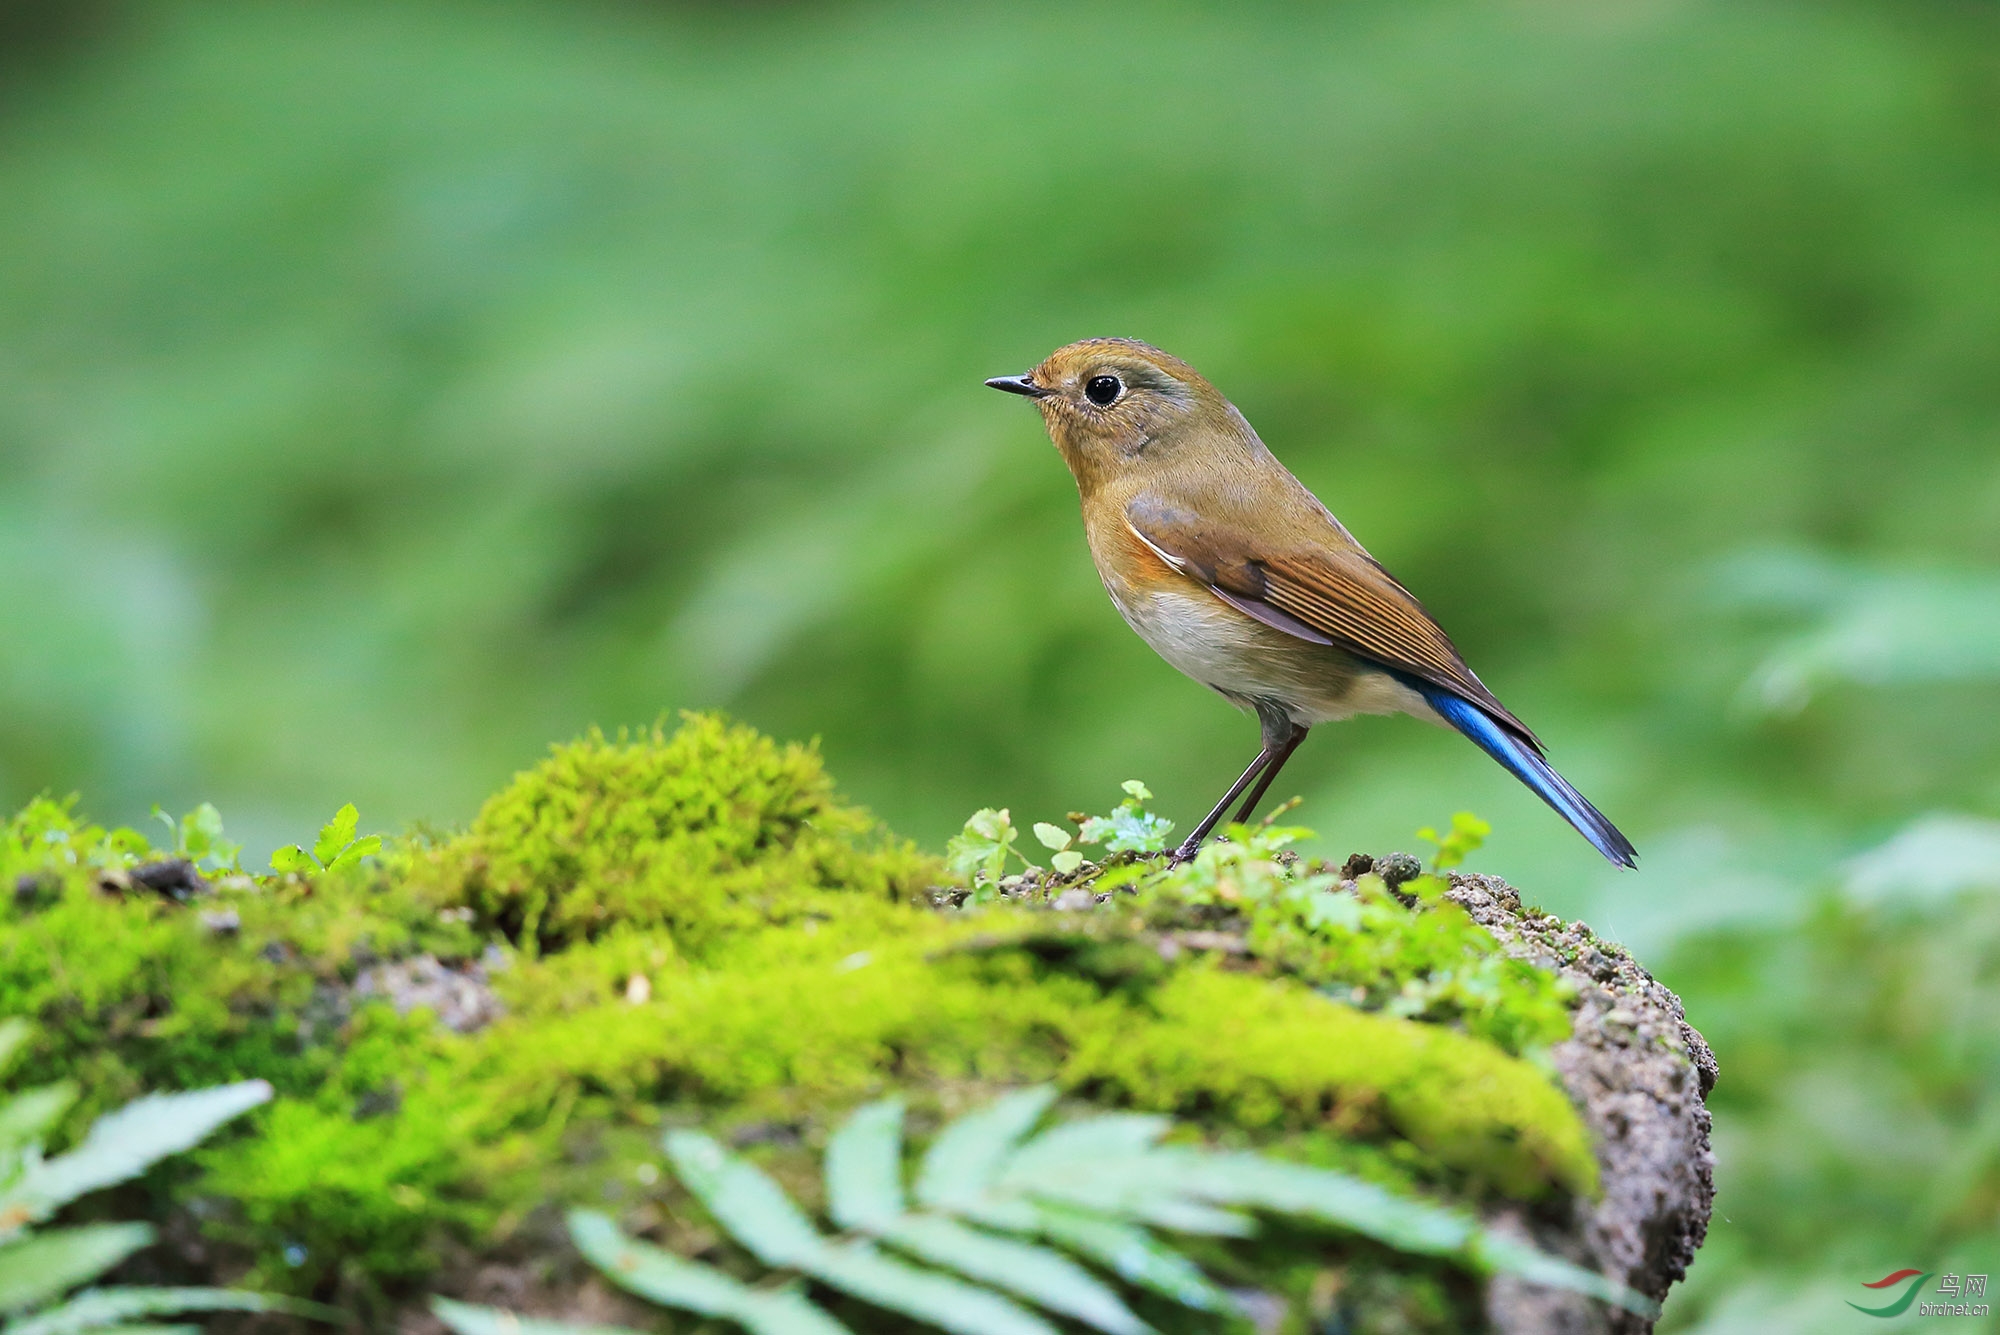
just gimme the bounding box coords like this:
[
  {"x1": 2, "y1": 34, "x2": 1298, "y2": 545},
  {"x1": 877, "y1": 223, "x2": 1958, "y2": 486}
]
[{"x1": 1410, "y1": 681, "x2": 1638, "y2": 869}]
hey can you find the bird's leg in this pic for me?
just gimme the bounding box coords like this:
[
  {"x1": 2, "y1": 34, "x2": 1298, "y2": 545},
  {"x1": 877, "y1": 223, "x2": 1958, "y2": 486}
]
[
  {"x1": 1230, "y1": 723, "x2": 1308, "y2": 826},
  {"x1": 1170, "y1": 704, "x2": 1302, "y2": 865},
  {"x1": 1169, "y1": 745, "x2": 1274, "y2": 865}
]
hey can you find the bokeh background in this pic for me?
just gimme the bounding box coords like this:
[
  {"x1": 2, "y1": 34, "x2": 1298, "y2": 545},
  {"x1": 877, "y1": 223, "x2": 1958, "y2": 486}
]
[{"x1": 3, "y1": 1, "x2": 1997, "y2": 1328}]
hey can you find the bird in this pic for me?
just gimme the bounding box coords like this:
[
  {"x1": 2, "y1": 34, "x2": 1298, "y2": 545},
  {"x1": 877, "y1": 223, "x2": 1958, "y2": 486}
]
[{"x1": 985, "y1": 337, "x2": 1636, "y2": 868}]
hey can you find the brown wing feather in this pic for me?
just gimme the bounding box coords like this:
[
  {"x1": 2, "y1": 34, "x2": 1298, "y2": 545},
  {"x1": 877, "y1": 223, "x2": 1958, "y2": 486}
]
[{"x1": 1126, "y1": 501, "x2": 1541, "y2": 748}]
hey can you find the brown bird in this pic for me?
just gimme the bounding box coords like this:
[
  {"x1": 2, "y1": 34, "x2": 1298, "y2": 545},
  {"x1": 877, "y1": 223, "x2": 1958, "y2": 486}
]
[{"x1": 987, "y1": 338, "x2": 1635, "y2": 867}]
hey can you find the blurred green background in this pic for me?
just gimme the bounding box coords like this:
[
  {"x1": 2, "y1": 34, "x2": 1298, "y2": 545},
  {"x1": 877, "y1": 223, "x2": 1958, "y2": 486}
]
[{"x1": 2, "y1": 1, "x2": 1997, "y2": 1328}]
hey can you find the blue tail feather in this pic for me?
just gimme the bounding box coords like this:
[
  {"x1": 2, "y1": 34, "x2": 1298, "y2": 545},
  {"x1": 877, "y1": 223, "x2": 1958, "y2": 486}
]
[{"x1": 1406, "y1": 679, "x2": 1637, "y2": 869}]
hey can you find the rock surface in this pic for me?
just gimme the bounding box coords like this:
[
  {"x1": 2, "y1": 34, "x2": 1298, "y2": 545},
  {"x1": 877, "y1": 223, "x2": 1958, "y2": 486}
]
[{"x1": 1445, "y1": 873, "x2": 1717, "y2": 1335}]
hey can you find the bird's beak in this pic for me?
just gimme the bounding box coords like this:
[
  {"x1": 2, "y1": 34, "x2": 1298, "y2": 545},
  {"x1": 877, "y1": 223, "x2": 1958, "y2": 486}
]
[{"x1": 984, "y1": 374, "x2": 1047, "y2": 398}]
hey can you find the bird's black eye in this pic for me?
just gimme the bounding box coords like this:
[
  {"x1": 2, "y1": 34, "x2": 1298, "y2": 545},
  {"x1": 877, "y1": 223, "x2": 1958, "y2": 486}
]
[{"x1": 1084, "y1": 374, "x2": 1122, "y2": 406}]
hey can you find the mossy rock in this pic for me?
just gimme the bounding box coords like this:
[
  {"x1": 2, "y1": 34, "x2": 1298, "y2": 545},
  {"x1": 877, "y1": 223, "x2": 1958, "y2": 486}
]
[{"x1": 0, "y1": 713, "x2": 1661, "y2": 1333}]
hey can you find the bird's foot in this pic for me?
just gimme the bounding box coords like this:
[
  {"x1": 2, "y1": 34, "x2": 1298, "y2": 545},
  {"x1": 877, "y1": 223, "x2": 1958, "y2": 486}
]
[{"x1": 1167, "y1": 838, "x2": 1202, "y2": 867}]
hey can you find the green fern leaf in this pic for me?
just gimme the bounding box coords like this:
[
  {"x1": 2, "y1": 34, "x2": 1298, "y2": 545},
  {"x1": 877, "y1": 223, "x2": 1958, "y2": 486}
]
[
  {"x1": 660, "y1": 1132, "x2": 828, "y2": 1266},
  {"x1": 664, "y1": 1134, "x2": 1058, "y2": 1335},
  {"x1": 567, "y1": 1209, "x2": 844, "y2": 1335},
  {"x1": 877, "y1": 1214, "x2": 1149, "y2": 1335},
  {"x1": 1027, "y1": 1207, "x2": 1234, "y2": 1313},
  {"x1": 913, "y1": 1087, "x2": 1055, "y2": 1211},
  {"x1": 999, "y1": 1152, "x2": 1257, "y2": 1236},
  {"x1": 431, "y1": 1297, "x2": 646, "y2": 1335},
  {"x1": 0, "y1": 1083, "x2": 78, "y2": 1159},
  {"x1": 311, "y1": 804, "x2": 359, "y2": 867},
  {"x1": 2, "y1": 1285, "x2": 335, "y2": 1335},
  {"x1": 789, "y1": 1240, "x2": 1056, "y2": 1335},
  {"x1": 0, "y1": 1223, "x2": 154, "y2": 1314},
  {"x1": 1471, "y1": 1233, "x2": 1660, "y2": 1319},
  {"x1": 0, "y1": 1082, "x2": 270, "y2": 1233},
  {"x1": 1002, "y1": 1112, "x2": 1172, "y2": 1177},
  {"x1": 1160, "y1": 1151, "x2": 1473, "y2": 1253},
  {"x1": 821, "y1": 1099, "x2": 1151, "y2": 1333},
  {"x1": 823, "y1": 1097, "x2": 905, "y2": 1230}
]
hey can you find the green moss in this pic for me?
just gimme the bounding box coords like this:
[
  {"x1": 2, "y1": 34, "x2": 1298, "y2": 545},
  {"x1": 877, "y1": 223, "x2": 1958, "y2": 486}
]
[
  {"x1": 437, "y1": 712, "x2": 935, "y2": 956},
  {"x1": 1120, "y1": 829, "x2": 1576, "y2": 1057},
  {"x1": 0, "y1": 713, "x2": 1601, "y2": 1324}
]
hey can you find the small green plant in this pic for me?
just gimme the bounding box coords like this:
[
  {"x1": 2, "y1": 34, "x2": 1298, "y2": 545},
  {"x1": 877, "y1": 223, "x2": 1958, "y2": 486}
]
[
  {"x1": 1415, "y1": 811, "x2": 1491, "y2": 873},
  {"x1": 1031, "y1": 822, "x2": 1087, "y2": 876},
  {"x1": 0, "y1": 1018, "x2": 335, "y2": 1332},
  {"x1": 952, "y1": 783, "x2": 1176, "y2": 888},
  {"x1": 1076, "y1": 780, "x2": 1176, "y2": 856},
  {"x1": 150, "y1": 801, "x2": 242, "y2": 873},
  {"x1": 270, "y1": 803, "x2": 382, "y2": 875},
  {"x1": 430, "y1": 1086, "x2": 1655, "y2": 1335},
  {"x1": 945, "y1": 808, "x2": 1031, "y2": 883}
]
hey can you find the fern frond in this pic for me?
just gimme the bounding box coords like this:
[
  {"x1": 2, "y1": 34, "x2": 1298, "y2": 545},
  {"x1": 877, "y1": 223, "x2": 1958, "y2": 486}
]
[
  {"x1": 0, "y1": 1081, "x2": 272, "y2": 1236},
  {"x1": 431, "y1": 1295, "x2": 645, "y2": 1335},
  {"x1": 0, "y1": 1223, "x2": 155, "y2": 1315},
  {"x1": 664, "y1": 1135, "x2": 1058, "y2": 1335},
  {"x1": 0, "y1": 1084, "x2": 78, "y2": 1164},
  {"x1": 822, "y1": 1096, "x2": 905, "y2": 1230},
  {"x1": 2, "y1": 1285, "x2": 338, "y2": 1335},
  {"x1": 476, "y1": 1084, "x2": 1660, "y2": 1334},
  {"x1": 913, "y1": 1087, "x2": 1055, "y2": 1212},
  {"x1": 567, "y1": 1210, "x2": 844, "y2": 1335},
  {"x1": 875, "y1": 1213, "x2": 1148, "y2": 1335}
]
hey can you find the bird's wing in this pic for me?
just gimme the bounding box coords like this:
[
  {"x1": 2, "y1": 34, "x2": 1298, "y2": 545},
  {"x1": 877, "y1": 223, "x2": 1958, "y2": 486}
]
[{"x1": 1125, "y1": 496, "x2": 1541, "y2": 748}]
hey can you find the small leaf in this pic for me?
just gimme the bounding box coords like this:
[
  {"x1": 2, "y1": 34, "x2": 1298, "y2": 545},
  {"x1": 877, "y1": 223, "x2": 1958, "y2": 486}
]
[
  {"x1": 326, "y1": 835, "x2": 383, "y2": 872},
  {"x1": 268, "y1": 846, "x2": 316, "y2": 875},
  {"x1": 312, "y1": 804, "x2": 360, "y2": 867},
  {"x1": 0, "y1": 1223, "x2": 154, "y2": 1314},
  {"x1": 662, "y1": 1132, "x2": 823, "y2": 1265},
  {"x1": 1119, "y1": 781, "x2": 1152, "y2": 802},
  {"x1": 181, "y1": 804, "x2": 240, "y2": 870},
  {"x1": 0, "y1": 1082, "x2": 270, "y2": 1230},
  {"x1": 878, "y1": 1215, "x2": 1149, "y2": 1335},
  {"x1": 1050, "y1": 851, "x2": 1084, "y2": 876},
  {"x1": 1417, "y1": 811, "x2": 1491, "y2": 871},
  {"x1": 0, "y1": 1083, "x2": 76, "y2": 1157},
  {"x1": 1005, "y1": 1113, "x2": 1171, "y2": 1181},
  {"x1": 1028, "y1": 1208, "x2": 1235, "y2": 1314},
  {"x1": 1091, "y1": 807, "x2": 1175, "y2": 855},
  {"x1": 1160, "y1": 1150, "x2": 1470, "y2": 1253},
  {"x1": 659, "y1": 1137, "x2": 1054, "y2": 1335},
  {"x1": 1470, "y1": 1233, "x2": 1661, "y2": 1319},
  {"x1": 150, "y1": 806, "x2": 179, "y2": 854},
  {"x1": 1121, "y1": 1198, "x2": 1257, "y2": 1237},
  {"x1": 1031, "y1": 824, "x2": 1072, "y2": 852},
  {"x1": 432, "y1": 1298, "x2": 644, "y2": 1335},
  {"x1": 791, "y1": 1240, "x2": 1057, "y2": 1335},
  {"x1": 825, "y1": 1098, "x2": 906, "y2": 1231},
  {"x1": 567, "y1": 1212, "x2": 845, "y2": 1335},
  {"x1": 1302, "y1": 889, "x2": 1362, "y2": 932},
  {"x1": 946, "y1": 809, "x2": 1016, "y2": 882},
  {"x1": 3, "y1": 1286, "x2": 338, "y2": 1335},
  {"x1": 915, "y1": 1087, "x2": 1056, "y2": 1211}
]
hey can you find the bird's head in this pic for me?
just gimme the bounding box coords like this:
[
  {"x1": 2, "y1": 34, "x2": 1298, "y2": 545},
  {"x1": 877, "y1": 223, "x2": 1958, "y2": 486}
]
[{"x1": 986, "y1": 338, "x2": 1254, "y2": 491}]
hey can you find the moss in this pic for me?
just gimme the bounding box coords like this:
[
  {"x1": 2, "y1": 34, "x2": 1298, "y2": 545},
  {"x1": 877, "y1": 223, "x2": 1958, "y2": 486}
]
[
  {"x1": 1119, "y1": 832, "x2": 1576, "y2": 1058},
  {"x1": 0, "y1": 713, "x2": 1602, "y2": 1326},
  {"x1": 436, "y1": 713, "x2": 935, "y2": 956}
]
